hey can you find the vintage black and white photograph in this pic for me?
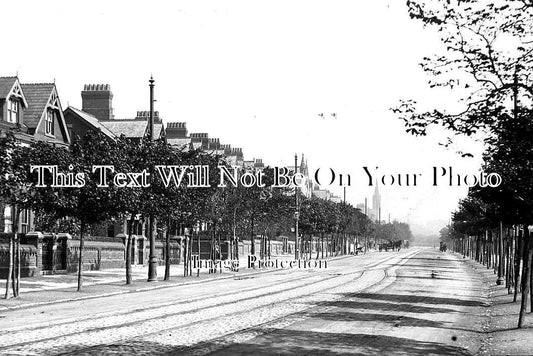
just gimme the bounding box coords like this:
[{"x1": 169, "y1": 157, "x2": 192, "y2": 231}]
[{"x1": 1, "y1": 1, "x2": 533, "y2": 355}]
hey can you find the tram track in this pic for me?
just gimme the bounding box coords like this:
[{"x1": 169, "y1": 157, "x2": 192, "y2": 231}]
[
  {"x1": 0, "y1": 251, "x2": 402, "y2": 336},
  {"x1": 0, "y1": 250, "x2": 419, "y2": 355}
]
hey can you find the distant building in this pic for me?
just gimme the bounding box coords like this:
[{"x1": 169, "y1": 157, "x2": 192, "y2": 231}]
[
  {"x1": 360, "y1": 184, "x2": 381, "y2": 222},
  {"x1": 166, "y1": 122, "x2": 192, "y2": 150}
]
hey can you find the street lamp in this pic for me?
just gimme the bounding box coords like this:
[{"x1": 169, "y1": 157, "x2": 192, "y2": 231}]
[
  {"x1": 147, "y1": 76, "x2": 157, "y2": 282},
  {"x1": 294, "y1": 153, "x2": 299, "y2": 260},
  {"x1": 294, "y1": 211, "x2": 299, "y2": 260}
]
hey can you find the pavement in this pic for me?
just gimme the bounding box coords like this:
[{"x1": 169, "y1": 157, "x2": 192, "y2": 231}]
[{"x1": 0, "y1": 252, "x2": 352, "y2": 311}]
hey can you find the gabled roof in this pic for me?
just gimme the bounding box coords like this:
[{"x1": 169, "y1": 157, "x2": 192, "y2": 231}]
[
  {"x1": 18, "y1": 83, "x2": 70, "y2": 144},
  {"x1": 64, "y1": 106, "x2": 117, "y2": 139},
  {"x1": 191, "y1": 141, "x2": 202, "y2": 150},
  {"x1": 0, "y1": 77, "x2": 28, "y2": 107},
  {"x1": 20, "y1": 83, "x2": 55, "y2": 128},
  {"x1": 100, "y1": 120, "x2": 148, "y2": 138},
  {"x1": 0, "y1": 77, "x2": 17, "y2": 98}
]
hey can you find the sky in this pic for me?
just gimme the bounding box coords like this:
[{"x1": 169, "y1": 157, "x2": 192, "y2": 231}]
[{"x1": 3, "y1": 0, "x2": 487, "y2": 235}]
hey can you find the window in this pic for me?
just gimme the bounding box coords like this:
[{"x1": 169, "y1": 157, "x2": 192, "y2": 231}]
[
  {"x1": 45, "y1": 110, "x2": 54, "y2": 135},
  {"x1": 20, "y1": 209, "x2": 29, "y2": 234},
  {"x1": 7, "y1": 99, "x2": 18, "y2": 123},
  {"x1": 3, "y1": 206, "x2": 12, "y2": 233}
]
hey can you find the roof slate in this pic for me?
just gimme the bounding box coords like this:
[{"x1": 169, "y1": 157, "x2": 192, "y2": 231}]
[
  {"x1": 167, "y1": 137, "x2": 191, "y2": 147},
  {"x1": 66, "y1": 106, "x2": 116, "y2": 139},
  {"x1": 154, "y1": 123, "x2": 163, "y2": 139},
  {"x1": 0, "y1": 77, "x2": 17, "y2": 99},
  {"x1": 100, "y1": 120, "x2": 148, "y2": 138},
  {"x1": 20, "y1": 83, "x2": 55, "y2": 128}
]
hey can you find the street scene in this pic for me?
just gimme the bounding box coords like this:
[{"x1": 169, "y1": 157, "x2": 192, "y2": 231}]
[{"x1": 2, "y1": 0, "x2": 533, "y2": 355}]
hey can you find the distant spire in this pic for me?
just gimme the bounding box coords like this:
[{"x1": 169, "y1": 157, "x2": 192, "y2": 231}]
[{"x1": 300, "y1": 153, "x2": 307, "y2": 174}]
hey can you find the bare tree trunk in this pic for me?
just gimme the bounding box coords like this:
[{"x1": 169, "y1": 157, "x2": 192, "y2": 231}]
[
  {"x1": 183, "y1": 235, "x2": 188, "y2": 277},
  {"x1": 77, "y1": 220, "x2": 86, "y2": 292},
  {"x1": 514, "y1": 228, "x2": 523, "y2": 302},
  {"x1": 196, "y1": 231, "x2": 200, "y2": 277},
  {"x1": 218, "y1": 227, "x2": 222, "y2": 274},
  {"x1": 321, "y1": 234, "x2": 324, "y2": 259},
  {"x1": 250, "y1": 216, "x2": 255, "y2": 256},
  {"x1": 309, "y1": 235, "x2": 312, "y2": 260},
  {"x1": 125, "y1": 214, "x2": 135, "y2": 285},
  {"x1": 508, "y1": 228, "x2": 514, "y2": 294},
  {"x1": 11, "y1": 258, "x2": 16, "y2": 298},
  {"x1": 233, "y1": 207, "x2": 238, "y2": 261},
  {"x1": 15, "y1": 232, "x2": 19, "y2": 297},
  {"x1": 164, "y1": 218, "x2": 171, "y2": 281},
  {"x1": 4, "y1": 234, "x2": 13, "y2": 299},
  {"x1": 518, "y1": 225, "x2": 531, "y2": 328},
  {"x1": 531, "y1": 259, "x2": 533, "y2": 313},
  {"x1": 189, "y1": 234, "x2": 193, "y2": 276},
  {"x1": 11, "y1": 207, "x2": 21, "y2": 298},
  {"x1": 316, "y1": 234, "x2": 320, "y2": 260}
]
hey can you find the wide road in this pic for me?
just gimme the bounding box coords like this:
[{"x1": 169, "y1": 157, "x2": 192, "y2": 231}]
[{"x1": 0, "y1": 248, "x2": 490, "y2": 355}]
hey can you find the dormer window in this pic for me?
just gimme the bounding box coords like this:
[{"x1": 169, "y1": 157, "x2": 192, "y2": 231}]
[
  {"x1": 45, "y1": 110, "x2": 54, "y2": 136},
  {"x1": 7, "y1": 99, "x2": 18, "y2": 123}
]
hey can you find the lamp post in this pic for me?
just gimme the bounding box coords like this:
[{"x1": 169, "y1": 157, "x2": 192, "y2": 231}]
[
  {"x1": 147, "y1": 76, "x2": 157, "y2": 282},
  {"x1": 294, "y1": 153, "x2": 299, "y2": 260}
]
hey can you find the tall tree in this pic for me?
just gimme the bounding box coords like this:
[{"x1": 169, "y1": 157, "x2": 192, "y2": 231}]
[
  {"x1": 60, "y1": 131, "x2": 123, "y2": 291},
  {"x1": 395, "y1": 0, "x2": 533, "y2": 142}
]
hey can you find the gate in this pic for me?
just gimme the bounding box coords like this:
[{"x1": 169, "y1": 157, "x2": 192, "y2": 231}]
[
  {"x1": 41, "y1": 235, "x2": 67, "y2": 273},
  {"x1": 41, "y1": 238, "x2": 54, "y2": 272}
]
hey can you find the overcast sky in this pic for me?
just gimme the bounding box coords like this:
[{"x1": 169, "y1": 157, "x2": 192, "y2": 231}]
[{"x1": 4, "y1": 0, "x2": 486, "y2": 235}]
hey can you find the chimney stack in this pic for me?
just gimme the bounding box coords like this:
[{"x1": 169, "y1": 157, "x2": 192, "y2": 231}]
[
  {"x1": 81, "y1": 84, "x2": 114, "y2": 121},
  {"x1": 166, "y1": 122, "x2": 188, "y2": 138}
]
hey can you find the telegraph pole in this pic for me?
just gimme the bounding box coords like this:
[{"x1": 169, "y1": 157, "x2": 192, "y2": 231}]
[{"x1": 147, "y1": 75, "x2": 157, "y2": 282}]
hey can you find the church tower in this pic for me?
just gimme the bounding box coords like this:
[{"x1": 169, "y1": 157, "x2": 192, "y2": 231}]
[{"x1": 372, "y1": 181, "x2": 381, "y2": 222}]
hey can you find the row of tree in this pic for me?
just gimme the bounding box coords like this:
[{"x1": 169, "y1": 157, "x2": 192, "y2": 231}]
[
  {"x1": 1, "y1": 130, "x2": 412, "y2": 299},
  {"x1": 397, "y1": 0, "x2": 533, "y2": 328}
]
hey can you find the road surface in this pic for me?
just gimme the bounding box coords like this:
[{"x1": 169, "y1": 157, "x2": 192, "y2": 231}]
[{"x1": 0, "y1": 248, "x2": 490, "y2": 355}]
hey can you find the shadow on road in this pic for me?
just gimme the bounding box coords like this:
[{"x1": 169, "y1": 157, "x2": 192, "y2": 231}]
[
  {"x1": 395, "y1": 275, "x2": 473, "y2": 282},
  {"x1": 185, "y1": 329, "x2": 473, "y2": 356},
  {"x1": 346, "y1": 293, "x2": 488, "y2": 307},
  {"x1": 310, "y1": 311, "x2": 445, "y2": 328},
  {"x1": 316, "y1": 300, "x2": 457, "y2": 314}
]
